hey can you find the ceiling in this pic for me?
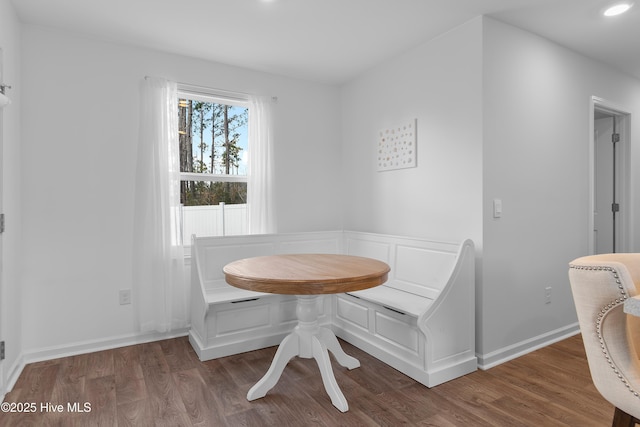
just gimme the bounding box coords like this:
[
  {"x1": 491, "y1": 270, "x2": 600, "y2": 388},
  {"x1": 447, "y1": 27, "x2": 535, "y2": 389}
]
[{"x1": 10, "y1": 0, "x2": 640, "y2": 85}]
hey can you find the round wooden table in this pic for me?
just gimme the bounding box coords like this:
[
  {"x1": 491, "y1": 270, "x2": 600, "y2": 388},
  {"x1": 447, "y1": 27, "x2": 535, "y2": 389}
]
[{"x1": 224, "y1": 254, "x2": 390, "y2": 412}]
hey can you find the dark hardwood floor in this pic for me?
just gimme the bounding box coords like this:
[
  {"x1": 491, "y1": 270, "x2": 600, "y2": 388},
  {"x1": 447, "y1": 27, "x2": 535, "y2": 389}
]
[{"x1": 0, "y1": 334, "x2": 620, "y2": 426}]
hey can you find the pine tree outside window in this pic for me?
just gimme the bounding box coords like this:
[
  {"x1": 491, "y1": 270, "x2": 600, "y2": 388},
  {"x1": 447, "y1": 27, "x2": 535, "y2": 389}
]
[{"x1": 177, "y1": 87, "x2": 249, "y2": 240}]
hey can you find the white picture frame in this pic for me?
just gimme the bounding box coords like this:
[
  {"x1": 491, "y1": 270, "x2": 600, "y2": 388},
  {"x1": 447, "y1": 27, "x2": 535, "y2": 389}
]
[{"x1": 377, "y1": 119, "x2": 417, "y2": 171}]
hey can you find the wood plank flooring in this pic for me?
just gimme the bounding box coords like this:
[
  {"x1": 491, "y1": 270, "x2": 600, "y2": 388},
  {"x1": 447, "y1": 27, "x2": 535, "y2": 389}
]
[{"x1": 0, "y1": 334, "x2": 622, "y2": 426}]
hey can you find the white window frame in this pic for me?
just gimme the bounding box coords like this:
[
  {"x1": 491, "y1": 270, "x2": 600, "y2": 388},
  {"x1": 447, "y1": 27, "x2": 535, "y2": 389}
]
[{"x1": 177, "y1": 85, "x2": 250, "y2": 240}]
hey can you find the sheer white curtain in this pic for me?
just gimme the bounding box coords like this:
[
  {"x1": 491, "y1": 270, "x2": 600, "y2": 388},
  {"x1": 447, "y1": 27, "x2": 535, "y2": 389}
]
[
  {"x1": 132, "y1": 77, "x2": 187, "y2": 333},
  {"x1": 248, "y1": 96, "x2": 276, "y2": 234}
]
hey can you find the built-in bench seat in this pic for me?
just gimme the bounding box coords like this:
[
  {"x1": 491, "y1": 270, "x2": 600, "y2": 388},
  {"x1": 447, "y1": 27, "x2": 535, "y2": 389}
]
[
  {"x1": 189, "y1": 231, "x2": 342, "y2": 360},
  {"x1": 347, "y1": 286, "x2": 427, "y2": 317},
  {"x1": 188, "y1": 230, "x2": 476, "y2": 387},
  {"x1": 333, "y1": 231, "x2": 476, "y2": 387}
]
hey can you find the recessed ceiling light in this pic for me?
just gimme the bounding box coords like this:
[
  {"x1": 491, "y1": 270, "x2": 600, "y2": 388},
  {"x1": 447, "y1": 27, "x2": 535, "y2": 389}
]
[{"x1": 603, "y1": 2, "x2": 633, "y2": 16}]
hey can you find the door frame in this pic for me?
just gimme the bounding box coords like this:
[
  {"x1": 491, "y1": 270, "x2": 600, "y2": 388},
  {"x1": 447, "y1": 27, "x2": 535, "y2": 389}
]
[
  {"x1": 589, "y1": 96, "x2": 632, "y2": 254},
  {"x1": 0, "y1": 47, "x2": 4, "y2": 397}
]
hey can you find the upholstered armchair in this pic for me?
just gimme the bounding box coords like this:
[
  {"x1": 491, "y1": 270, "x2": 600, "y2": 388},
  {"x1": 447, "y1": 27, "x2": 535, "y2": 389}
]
[{"x1": 569, "y1": 254, "x2": 640, "y2": 426}]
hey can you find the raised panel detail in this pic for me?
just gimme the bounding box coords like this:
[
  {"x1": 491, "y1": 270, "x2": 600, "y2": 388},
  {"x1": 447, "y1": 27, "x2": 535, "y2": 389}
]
[
  {"x1": 202, "y1": 243, "x2": 275, "y2": 281},
  {"x1": 215, "y1": 303, "x2": 271, "y2": 336},
  {"x1": 345, "y1": 238, "x2": 391, "y2": 264},
  {"x1": 336, "y1": 296, "x2": 369, "y2": 329},
  {"x1": 278, "y1": 239, "x2": 340, "y2": 254},
  {"x1": 395, "y1": 245, "x2": 455, "y2": 292},
  {"x1": 374, "y1": 310, "x2": 419, "y2": 352}
]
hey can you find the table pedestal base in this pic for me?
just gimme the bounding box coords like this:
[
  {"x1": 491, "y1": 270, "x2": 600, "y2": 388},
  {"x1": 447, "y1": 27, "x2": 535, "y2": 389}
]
[{"x1": 247, "y1": 295, "x2": 359, "y2": 412}]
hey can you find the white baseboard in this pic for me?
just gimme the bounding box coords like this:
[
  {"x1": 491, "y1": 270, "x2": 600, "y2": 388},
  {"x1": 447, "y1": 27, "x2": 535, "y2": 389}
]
[
  {"x1": 2, "y1": 328, "x2": 189, "y2": 399},
  {"x1": 3, "y1": 354, "x2": 26, "y2": 401},
  {"x1": 477, "y1": 322, "x2": 580, "y2": 370}
]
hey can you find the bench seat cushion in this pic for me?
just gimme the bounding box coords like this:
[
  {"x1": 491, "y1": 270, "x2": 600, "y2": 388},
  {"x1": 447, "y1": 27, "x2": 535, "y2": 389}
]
[{"x1": 348, "y1": 285, "x2": 434, "y2": 317}]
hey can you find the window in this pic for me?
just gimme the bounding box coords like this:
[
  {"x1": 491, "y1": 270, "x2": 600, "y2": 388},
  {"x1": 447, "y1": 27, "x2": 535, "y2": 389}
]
[{"x1": 177, "y1": 88, "x2": 249, "y2": 238}]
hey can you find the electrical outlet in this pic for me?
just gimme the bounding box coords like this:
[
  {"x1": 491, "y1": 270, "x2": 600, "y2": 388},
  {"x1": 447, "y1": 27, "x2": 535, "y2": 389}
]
[
  {"x1": 119, "y1": 289, "x2": 131, "y2": 305},
  {"x1": 544, "y1": 286, "x2": 552, "y2": 304}
]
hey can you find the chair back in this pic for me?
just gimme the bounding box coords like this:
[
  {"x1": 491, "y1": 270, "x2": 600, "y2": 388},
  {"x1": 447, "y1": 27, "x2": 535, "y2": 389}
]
[{"x1": 568, "y1": 253, "x2": 640, "y2": 420}]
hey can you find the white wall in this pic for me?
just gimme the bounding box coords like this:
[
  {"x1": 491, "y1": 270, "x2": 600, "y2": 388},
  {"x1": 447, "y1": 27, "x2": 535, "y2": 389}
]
[
  {"x1": 0, "y1": 0, "x2": 23, "y2": 396},
  {"x1": 340, "y1": 17, "x2": 483, "y2": 245},
  {"x1": 341, "y1": 15, "x2": 640, "y2": 367},
  {"x1": 480, "y1": 17, "x2": 640, "y2": 365},
  {"x1": 12, "y1": 7, "x2": 640, "y2": 381},
  {"x1": 20, "y1": 25, "x2": 342, "y2": 357}
]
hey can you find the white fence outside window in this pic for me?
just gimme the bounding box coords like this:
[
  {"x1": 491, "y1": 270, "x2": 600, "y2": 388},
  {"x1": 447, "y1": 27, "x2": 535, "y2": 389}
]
[{"x1": 182, "y1": 203, "x2": 247, "y2": 239}]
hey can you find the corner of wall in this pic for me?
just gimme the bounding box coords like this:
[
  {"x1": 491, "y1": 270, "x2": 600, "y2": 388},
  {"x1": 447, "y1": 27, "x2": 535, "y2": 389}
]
[{"x1": 0, "y1": 0, "x2": 23, "y2": 400}]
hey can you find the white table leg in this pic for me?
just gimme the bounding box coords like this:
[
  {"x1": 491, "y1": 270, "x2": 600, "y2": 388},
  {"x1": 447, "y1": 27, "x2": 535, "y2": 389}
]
[
  {"x1": 246, "y1": 295, "x2": 358, "y2": 412},
  {"x1": 319, "y1": 327, "x2": 360, "y2": 370},
  {"x1": 247, "y1": 333, "x2": 299, "y2": 400},
  {"x1": 311, "y1": 334, "x2": 349, "y2": 412}
]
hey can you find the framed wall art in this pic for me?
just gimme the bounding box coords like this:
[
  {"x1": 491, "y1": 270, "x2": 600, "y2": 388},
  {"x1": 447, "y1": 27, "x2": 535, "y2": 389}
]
[{"x1": 377, "y1": 118, "x2": 416, "y2": 171}]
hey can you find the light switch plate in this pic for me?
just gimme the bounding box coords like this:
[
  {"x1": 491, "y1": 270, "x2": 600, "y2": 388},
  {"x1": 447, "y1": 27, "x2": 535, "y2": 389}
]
[{"x1": 493, "y1": 199, "x2": 502, "y2": 218}]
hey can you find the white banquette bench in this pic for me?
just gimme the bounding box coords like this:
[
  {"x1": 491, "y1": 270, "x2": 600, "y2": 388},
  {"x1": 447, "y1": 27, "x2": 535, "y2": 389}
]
[
  {"x1": 189, "y1": 231, "x2": 341, "y2": 360},
  {"x1": 189, "y1": 230, "x2": 476, "y2": 387}
]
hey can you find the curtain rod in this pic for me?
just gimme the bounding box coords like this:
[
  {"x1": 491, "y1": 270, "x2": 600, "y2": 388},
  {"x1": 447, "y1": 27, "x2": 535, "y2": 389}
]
[{"x1": 144, "y1": 76, "x2": 277, "y2": 103}]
